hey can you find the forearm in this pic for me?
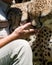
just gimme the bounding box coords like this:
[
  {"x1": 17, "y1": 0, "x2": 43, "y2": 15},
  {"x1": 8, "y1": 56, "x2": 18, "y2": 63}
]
[{"x1": 0, "y1": 33, "x2": 19, "y2": 48}]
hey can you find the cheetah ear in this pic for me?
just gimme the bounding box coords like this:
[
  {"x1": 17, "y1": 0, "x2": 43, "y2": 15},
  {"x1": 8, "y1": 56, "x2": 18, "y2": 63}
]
[
  {"x1": 41, "y1": 9, "x2": 51, "y2": 16},
  {"x1": 21, "y1": 12, "x2": 28, "y2": 21}
]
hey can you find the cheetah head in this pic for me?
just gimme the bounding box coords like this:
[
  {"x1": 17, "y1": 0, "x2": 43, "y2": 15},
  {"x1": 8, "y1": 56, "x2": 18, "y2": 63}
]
[{"x1": 7, "y1": 0, "x2": 52, "y2": 32}]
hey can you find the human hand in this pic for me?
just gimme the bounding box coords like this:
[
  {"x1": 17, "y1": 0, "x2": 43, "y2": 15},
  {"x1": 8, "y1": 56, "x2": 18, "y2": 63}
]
[{"x1": 12, "y1": 22, "x2": 37, "y2": 39}]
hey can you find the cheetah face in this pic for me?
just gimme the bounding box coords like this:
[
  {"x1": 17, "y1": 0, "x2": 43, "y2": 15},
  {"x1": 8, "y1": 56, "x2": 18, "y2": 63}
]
[
  {"x1": 7, "y1": 0, "x2": 52, "y2": 32},
  {"x1": 10, "y1": 0, "x2": 52, "y2": 28}
]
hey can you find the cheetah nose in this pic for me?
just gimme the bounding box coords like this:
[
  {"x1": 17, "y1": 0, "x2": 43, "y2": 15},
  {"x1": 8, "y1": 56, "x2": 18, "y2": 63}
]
[{"x1": 31, "y1": 19, "x2": 37, "y2": 26}]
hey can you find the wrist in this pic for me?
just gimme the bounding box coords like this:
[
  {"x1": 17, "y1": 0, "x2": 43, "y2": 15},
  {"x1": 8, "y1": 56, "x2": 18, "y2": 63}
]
[{"x1": 11, "y1": 32, "x2": 19, "y2": 40}]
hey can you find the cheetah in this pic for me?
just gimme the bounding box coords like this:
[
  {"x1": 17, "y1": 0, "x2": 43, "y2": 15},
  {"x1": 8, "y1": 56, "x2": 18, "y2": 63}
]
[{"x1": 7, "y1": 0, "x2": 52, "y2": 65}]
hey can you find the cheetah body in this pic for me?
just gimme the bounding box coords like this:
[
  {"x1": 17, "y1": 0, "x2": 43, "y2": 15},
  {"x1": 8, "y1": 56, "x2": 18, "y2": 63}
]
[{"x1": 7, "y1": 0, "x2": 52, "y2": 65}]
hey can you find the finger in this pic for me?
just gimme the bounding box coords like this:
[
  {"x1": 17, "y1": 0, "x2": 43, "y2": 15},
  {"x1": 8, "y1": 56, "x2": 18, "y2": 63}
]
[
  {"x1": 29, "y1": 29, "x2": 39, "y2": 34},
  {"x1": 23, "y1": 29, "x2": 37, "y2": 33},
  {"x1": 28, "y1": 29, "x2": 35, "y2": 32},
  {"x1": 21, "y1": 22, "x2": 31, "y2": 29}
]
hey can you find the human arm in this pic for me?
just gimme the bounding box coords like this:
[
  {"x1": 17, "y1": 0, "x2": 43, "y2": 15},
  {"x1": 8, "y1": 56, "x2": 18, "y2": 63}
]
[{"x1": 0, "y1": 22, "x2": 36, "y2": 48}]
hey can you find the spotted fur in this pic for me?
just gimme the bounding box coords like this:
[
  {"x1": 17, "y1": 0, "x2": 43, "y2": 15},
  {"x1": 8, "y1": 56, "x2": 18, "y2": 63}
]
[{"x1": 32, "y1": 26, "x2": 52, "y2": 65}]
